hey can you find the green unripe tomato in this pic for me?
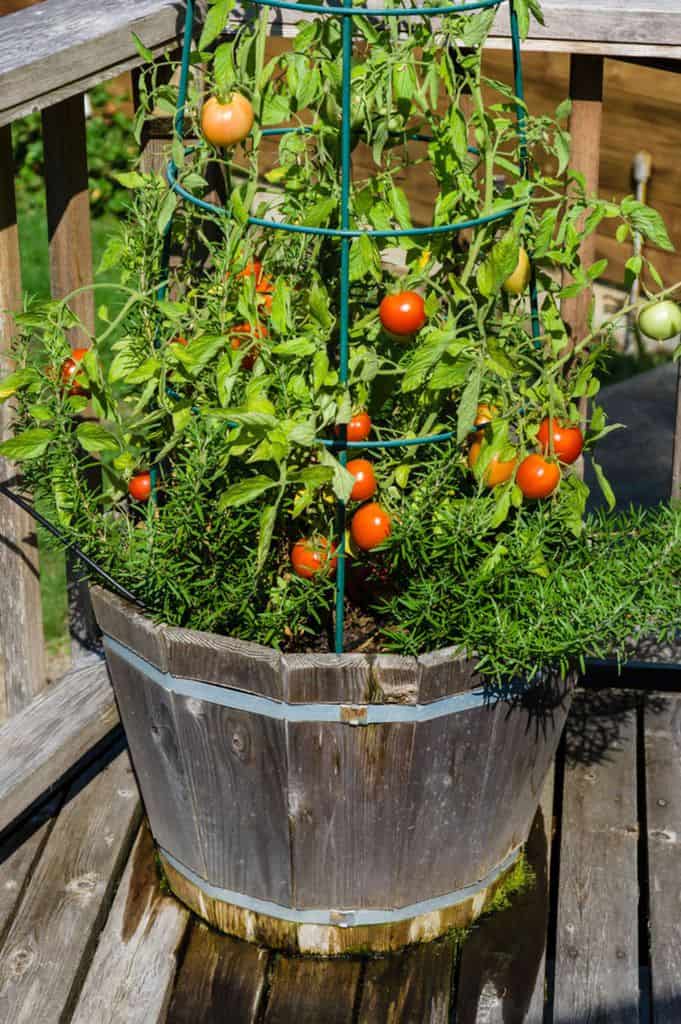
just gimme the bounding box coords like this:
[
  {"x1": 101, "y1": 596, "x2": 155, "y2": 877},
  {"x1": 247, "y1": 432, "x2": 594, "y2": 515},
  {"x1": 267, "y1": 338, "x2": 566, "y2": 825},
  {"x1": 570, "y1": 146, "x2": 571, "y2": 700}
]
[{"x1": 637, "y1": 300, "x2": 681, "y2": 341}]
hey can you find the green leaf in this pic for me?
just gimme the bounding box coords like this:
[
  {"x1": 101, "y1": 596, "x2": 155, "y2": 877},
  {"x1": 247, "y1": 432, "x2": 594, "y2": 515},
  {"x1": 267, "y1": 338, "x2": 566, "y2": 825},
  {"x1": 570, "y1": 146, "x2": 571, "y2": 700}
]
[
  {"x1": 303, "y1": 196, "x2": 337, "y2": 227},
  {"x1": 75, "y1": 422, "x2": 120, "y2": 453},
  {"x1": 0, "y1": 428, "x2": 53, "y2": 461},
  {"x1": 219, "y1": 474, "x2": 278, "y2": 509},
  {"x1": 476, "y1": 230, "x2": 519, "y2": 297},
  {"x1": 592, "y1": 459, "x2": 616, "y2": 511},
  {"x1": 213, "y1": 42, "x2": 234, "y2": 94},
  {"x1": 112, "y1": 171, "x2": 147, "y2": 189},
  {"x1": 271, "y1": 338, "x2": 317, "y2": 357},
  {"x1": 456, "y1": 365, "x2": 481, "y2": 443},
  {"x1": 349, "y1": 235, "x2": 379, "y2": 282},
  {"x1": 291, "y1": 466, "x2": 334, "y2": 488},
  {"x1": 389, "y1": 185, "x2": 412, "y2": 229},
  {"x1": 175, "y1": 334, "x2": 225, "y2": 371},
  {"x1": 0, "y1": 368, "x2": 40, "y2": 402},
  {"x1": 262, "y1": 91, "x2": 291, "y2": 125},
  {"x1": 198, "y1": 0, "x2": 233, "y2": 50},
  {"x1": 309, "y1": 282, "x2": 332, "y2": 330},
  {"x1": 257, "y1": 504, "x2": 278, "y2": 569},
  {"x1": 620, "y1": 196, "x2": 674, "y2": 252},
  {"x1": 157, "y1": 189, "x2": 177, "y2": 235},
  {"x1": 319, "y1": 448, "x2": 355, "y2": 503},
  {"x1": 401, "y1": 331, "x2": 451, "y2": 392},
  {"x1": 131, "y1": 32, "x2": 153, "y2": 61}
]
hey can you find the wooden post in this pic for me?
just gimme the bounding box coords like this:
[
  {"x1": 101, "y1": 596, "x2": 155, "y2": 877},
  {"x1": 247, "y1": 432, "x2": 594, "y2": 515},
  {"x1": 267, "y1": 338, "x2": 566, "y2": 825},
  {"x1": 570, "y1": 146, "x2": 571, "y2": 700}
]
[
  {"x1": 0, "y1": 123, "x2": 47, "y2": 719},
  {"x1": 42, "y1": 94, "x2": 98, "y2": 656},
  {"x1": 561, "y1": 55, "x2": 605, "y2": 348}
]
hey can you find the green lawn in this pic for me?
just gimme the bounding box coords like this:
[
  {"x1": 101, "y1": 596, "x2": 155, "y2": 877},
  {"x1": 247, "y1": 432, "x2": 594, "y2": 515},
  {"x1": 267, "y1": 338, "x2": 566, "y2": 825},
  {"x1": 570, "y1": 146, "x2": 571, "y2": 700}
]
[{"x1": 17, "y1": 200, "x2": 123, "y2": 652}]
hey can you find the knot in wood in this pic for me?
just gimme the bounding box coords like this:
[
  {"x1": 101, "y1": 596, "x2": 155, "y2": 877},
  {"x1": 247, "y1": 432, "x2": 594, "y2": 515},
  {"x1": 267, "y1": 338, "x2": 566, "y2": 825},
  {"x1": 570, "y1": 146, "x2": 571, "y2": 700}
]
[
  {"x1": 8, "y1": 943, "x2": 36, "y2": 977},
  {"x1": 229, "y1": 722, "x2": 251, "y2": 761},
  {"x1": 66, "y1": 871, "x2": 100, "y2": 897}
]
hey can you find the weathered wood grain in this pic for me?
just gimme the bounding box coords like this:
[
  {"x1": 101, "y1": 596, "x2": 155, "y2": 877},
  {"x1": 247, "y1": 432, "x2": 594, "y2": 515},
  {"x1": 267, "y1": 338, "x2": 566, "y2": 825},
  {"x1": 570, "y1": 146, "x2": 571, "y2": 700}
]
[
  {"x1": 455, "y1": 771, "x2": 554, "y2": 1023},
  {"x1": 553, "y1": 689, "x2": 640, "y2": 1023},
  {"x1": 171, "y1": 691, "x2": 292, "y2": 903},
  {"x1": 417, "y1": 647, "x2": 480, "y2": 703},
  {"x1": 164, "y1": 626, "x2": 283, "y2": 699},
  {"x1": 0, "y1": 750, "x2": 141, "y2": 1024},
  {"x1": 263, "y1": 956, "x2": 362, "y2": 1024},
  {"x1": 70, "y1": 823, "x2": 190, "y2": 1024},
  {"x1": 282, "y1": 652, "x2": 372, "y2": 703},
  {"x1": 0, "y1": 793, "x2": 61, "y2": 945},
  {"x1": 0, "y1": 655, "x2": 118, "y2": 833},
  {"x1": 287, "y1": 718, "x2": 416, "y2": 908},
  {"x1": 167, "y1": 921, "x2": 269, "y2": 1024},
  {"x1": 358, "y1": 937, "x2": 456, "y2": 1023},
  {"x1": 369, "y1": 654, "x2": 419, "y2": 704},
  {"x1": 0, "y1": 0, "x2": 180, "y2": 127},
  {"x1": 102, "y1": 640, "x2": 207, "y2": 877},
  {"x1": 91, "y1": 585, "x2": 168, "y2": 670},
  {"x1": 0, "y1": 122, "x2": 46, "y2": 720},
  {"x1": 644, "y1": 694, "x2": 681, "y2": 1024},
  {"x1": 671, "y1": 361, "x2": 681, "y2": 501}
]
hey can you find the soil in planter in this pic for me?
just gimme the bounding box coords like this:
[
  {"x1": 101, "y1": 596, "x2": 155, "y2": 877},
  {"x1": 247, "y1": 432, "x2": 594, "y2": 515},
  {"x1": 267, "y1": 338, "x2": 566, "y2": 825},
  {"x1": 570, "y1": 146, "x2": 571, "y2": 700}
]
[{"x1": 299, "y1": 601, "x2": 385, "y2": 654}]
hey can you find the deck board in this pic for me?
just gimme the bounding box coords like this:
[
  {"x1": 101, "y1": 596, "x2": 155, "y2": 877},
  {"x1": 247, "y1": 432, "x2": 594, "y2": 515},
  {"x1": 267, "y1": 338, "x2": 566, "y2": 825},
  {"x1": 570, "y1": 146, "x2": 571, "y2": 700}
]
[
  {"x1": 0, "y1": 750, "x2": 141, "y2": 1023},
  {"x1": 166, "y1": 922, "x2": 270, "y2": 1024},
  {"x1": 263, "y1": 957, "x2": 362, "y2": 1024},
  {"x1": 644, "y1": 693, "x2": 681, "y2": 1024},
  {"x1": 553, "y1": 690, "x2": 640, "y2": 1023},
  {"x1": 357, "y1": 937, "x2": 456, "y2": 1023},
  {"x1": 70, "y1": 823, "x2": 190, "y2": 1024}
]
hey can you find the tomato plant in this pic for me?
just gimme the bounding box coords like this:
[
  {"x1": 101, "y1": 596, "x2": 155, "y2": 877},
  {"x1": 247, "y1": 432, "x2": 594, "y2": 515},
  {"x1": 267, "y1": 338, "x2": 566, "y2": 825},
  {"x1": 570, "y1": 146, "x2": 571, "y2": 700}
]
[
  {"x1": 346, "y1": 459, "x2": 377, "y2": 502},
  {"x1": 201, "y1": 94, "x2": 254, "y2": 147},
  {"x1": 638, "y1": 300, "x2": 681, "y2": 341},
  {"x1": 128, "y1": 472, "x2": 152, "y2": 502},
  {"x1": 60, "y1": 347, "x2": 89, "y2": 396},
  {"x1": 379, "y1": 291, "x2": 426, "y2": 337},
  {"x1": 2, "y1": 0, "x2": 680, "y2": 674},
  {"x1": 537, "y1": 418, "x2": 583, "y2": 465},
  {"x1": 291, "y1": 538, "x2": 337, "y2": 578},
  {"x1": 351, "y1": 503, "x2": 392, "y2": 551},
  {"x1": 516, "y1": 455, "x2": 561, "y2": 499}
]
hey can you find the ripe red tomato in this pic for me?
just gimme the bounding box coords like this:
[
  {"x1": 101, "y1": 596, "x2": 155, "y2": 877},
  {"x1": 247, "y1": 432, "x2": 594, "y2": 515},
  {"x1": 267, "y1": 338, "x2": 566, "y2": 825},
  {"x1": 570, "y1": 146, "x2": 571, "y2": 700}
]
[
  {"x1": 346, "y1": 458, "x2": 377, "y2": 502},
  {"x1": 171, "y1": 335, "x2": 189, "y2": 347},
  {"x1": 201, "y1": 94, "x2": 254, "y2": 147},
  {"x1": 60, "y1": 347, "x2": 90, "y2": 396},
  {"x1": 291, "y1": 538, "x2": 337, "y2": 579},
  {"x1": 129, "y1": 472, "x2": 152, "y2": 503},
  {"x1": 231, "y1": 322, "x2": 267, "y2": 370},
  {"x1": 516, "y1": 454, "x2": 560, "y2": 499},
  {"x1": 537, "y1": 418, "x2": 584, "y2": 465},
  {"x1": 379, "y1": 291, "x2": 426, "y2": 336},
  {"x1": 339, "y1": 412, "x2": 371, "y2": 443},
  {"x1": 351, "y1": 502, "x2": 391, "y2": 551}
]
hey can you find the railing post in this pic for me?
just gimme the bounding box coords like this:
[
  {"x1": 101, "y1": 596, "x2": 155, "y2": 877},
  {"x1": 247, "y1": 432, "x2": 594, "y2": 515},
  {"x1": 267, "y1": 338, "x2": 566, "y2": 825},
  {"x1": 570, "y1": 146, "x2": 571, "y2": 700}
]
[
  {"x1": 0, "y1": 123, "x2": 47, "y2": 719},
  {"x1": 672, "y1": 361, "x2": 681, "y2": 502},
  {"x1": 561, "y1": 55, "x2": 605, "y2": 350},
  {"x1": 42, "y1": 94, "x2": 99, "y2": 656}
]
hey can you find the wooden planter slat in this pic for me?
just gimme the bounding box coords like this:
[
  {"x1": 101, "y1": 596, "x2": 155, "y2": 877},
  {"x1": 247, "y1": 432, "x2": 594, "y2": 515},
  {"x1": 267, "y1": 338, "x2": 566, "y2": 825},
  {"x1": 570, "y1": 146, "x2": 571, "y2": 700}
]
[
  {"x1": 163, "y1": 626, "x2": 283, "y2": 699},
  {"x1": 91, "y1": 584, "x2": 572, "y2": 953},
  {"x1": 101, "y1": 641, "x2": 207, "y2": 877},
  {"x1": 170, "y1": 689, "x2": 293, "y2": 905},
  {"x1": 91, "y1": 588, "x2": 168, "y2": 671}
]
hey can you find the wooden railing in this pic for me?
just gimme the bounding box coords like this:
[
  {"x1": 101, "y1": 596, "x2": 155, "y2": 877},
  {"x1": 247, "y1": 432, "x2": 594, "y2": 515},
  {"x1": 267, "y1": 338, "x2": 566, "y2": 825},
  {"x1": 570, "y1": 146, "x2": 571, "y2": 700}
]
[{"x1": 0, "y1": 0, "x2": 679, "y2": 752}]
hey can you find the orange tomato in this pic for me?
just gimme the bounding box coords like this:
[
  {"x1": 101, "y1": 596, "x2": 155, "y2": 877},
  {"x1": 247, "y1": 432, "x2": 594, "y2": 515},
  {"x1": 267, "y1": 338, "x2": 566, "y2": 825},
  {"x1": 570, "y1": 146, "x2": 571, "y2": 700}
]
[
  {"x1": 346, "y1": 458, "x2": 377, "y2": 502},
  {"x1": 502, "y1": 247, "x2": 531, "y2": 295},
  {"x1": 236, "y1": 260, "x2": 275, "y2": 310},
  {"x1": 379, "y1": 290, "x2": 426, "y2": 336},
  {"x1": 201, "y1": 94, "x2": 254, "y2": 147},
  {"x1": 537, "y1": 418, "x2": 584, "y2": 465},
  {"x1": 291, "y1": 538, "x2": 337, "y2": 579},
  {"x1": 516, "y1": 454, "x2": 561, "y2": 499},
  {"x1": 230, "y1": 321, "x2": 267, "y2": 370},
  {"x1": 468, "y1": 440, "x2": 517, "y2": 487},
  {"x1": 351, "y1": 502, "x2": 392, "y2": 551},
  {"x1": 129, "y1": 472, "x2": 152, "y2": 502}
]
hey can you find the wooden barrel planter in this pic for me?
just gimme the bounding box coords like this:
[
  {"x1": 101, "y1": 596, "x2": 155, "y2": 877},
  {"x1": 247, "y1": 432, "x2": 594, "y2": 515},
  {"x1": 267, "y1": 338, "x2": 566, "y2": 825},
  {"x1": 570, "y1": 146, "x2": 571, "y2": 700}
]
[{"x1": 91, "y1": 585, "x2": 573, "y2": 955}]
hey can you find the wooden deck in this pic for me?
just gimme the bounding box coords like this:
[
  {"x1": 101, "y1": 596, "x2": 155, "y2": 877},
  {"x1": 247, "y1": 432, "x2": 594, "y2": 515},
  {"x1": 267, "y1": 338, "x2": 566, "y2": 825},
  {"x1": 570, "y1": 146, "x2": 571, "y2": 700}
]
[{"x1": 0, "y1": 675, "x2": 679, "y2": 1023}]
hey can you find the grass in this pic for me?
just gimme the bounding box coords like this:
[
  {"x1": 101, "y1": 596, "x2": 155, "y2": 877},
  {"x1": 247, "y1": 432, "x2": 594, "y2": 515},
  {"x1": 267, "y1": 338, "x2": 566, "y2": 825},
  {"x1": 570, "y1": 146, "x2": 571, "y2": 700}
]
[{"x1": 17, "y1": 198, "x2": 124, "y2": 652}]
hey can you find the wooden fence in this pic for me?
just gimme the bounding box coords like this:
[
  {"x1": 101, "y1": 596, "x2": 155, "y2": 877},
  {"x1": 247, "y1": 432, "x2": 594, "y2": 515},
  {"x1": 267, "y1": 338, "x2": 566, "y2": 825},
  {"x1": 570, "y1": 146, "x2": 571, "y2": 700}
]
[{"x1": 0, "y1": 1, "x2": 680, "y2": 766}]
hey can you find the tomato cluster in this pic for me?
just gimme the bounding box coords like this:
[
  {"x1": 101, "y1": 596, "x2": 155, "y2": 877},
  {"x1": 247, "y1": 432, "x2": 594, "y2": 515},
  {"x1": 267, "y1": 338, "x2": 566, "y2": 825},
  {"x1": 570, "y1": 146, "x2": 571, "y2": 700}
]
[{"x1": 468, "y1": 406, "x2": 584, "y2": 500}]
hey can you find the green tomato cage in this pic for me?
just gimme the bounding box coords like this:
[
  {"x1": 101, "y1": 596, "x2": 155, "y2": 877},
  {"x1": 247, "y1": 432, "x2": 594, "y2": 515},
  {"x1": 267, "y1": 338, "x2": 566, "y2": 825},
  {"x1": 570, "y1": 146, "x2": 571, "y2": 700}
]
[{"x1": 159, "y1": 0, "x2": 539, "y2": 654}]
